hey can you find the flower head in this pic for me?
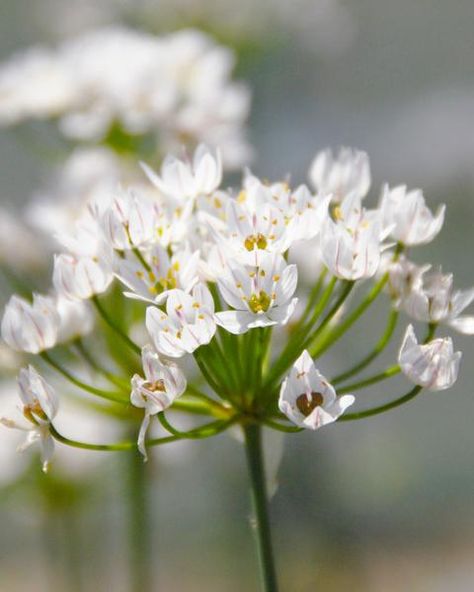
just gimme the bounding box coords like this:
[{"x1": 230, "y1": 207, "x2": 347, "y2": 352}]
[
  {"x1": 398, "y1": 325, "x2": 461, "y2": 391},
  {"x1": 279, "y1": 350, "x2": 354, "y2": 429}
]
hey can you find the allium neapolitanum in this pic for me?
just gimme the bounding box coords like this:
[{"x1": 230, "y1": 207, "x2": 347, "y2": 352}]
[{"x1": 2, "y1": 145, "x2": 473, "y2": 590}]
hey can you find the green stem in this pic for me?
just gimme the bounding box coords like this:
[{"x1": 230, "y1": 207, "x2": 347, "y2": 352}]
[
  {"x1": 92, "y1": 295, "x2": 141, "y2": 355},
  {"x1": 310, "y1": 272, "x2": 389, "y2": 357},
  {"x1": 332, "y1": 309, "x2": 399, "y2": 385},
  {"x1": 339, "y1": 385, "x2": 423, "y2": 421},
  {"x1": 74, "y1": 339, "x2": 130, "y2": 390},
  {"x1": 125, "y1": 446, "x2": 153, "y2": 592},
  {"x1": 40, "y1": 352, "x2": 127, "y2": 404},
  {"x1": 243, "y1": 423, "x2": 279, "y2": 592},
  {"x1": 338, "y1": 365, "x2": 400, "y2": 394}
]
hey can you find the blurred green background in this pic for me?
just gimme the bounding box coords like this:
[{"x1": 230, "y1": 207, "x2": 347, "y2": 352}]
[{"x1": 1, "y1": 1, "x2": 474, "y2": 590}]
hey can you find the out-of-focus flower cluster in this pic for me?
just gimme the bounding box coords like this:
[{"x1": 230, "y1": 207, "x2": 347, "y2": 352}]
[{"x1": 0, "y1": 27, "x2": 251, "y2": 167}]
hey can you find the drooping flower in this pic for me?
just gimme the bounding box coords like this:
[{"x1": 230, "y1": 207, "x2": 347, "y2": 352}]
[
  {"x1": 131, "y1": 345, "x2": 187, "y2": 460},
  {"x1": 146, "y1": 283, "x2": 216, "y2": 357},
  {"x1": 279, "y1": 350, "x2": 354, "y2": 429},
  {"x1": 379, "y1": 184, "x2": 445, "y2": 246},
  {"x1": 309, "y1": 147, "x2": 370, "y2": 203},
  {"x1": 215, "y1": 252, "x2": 298, "y2": 334},
  {"x1": 398, "y1": 325, "x2": 461, "y2": 391},
  {"x1": 1, "y1": 294, "x2": 60, "y2": 353},
  {"x1": 142, "y1": 144, "x2": 222, "y2": 204},
  {"x1": 0, "y1": 366, "x2": 59, "y2": 472}
]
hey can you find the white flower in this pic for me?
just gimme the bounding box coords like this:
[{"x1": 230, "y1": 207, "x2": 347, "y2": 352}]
[
  {"x1": 142, "y1": 144, "x2": 222, "y2": 203},
  {"x1": 56, "y1": 296, "x2": 94, "y2": 342},
  {"x1": 278, "y1": 350, "x2": 354, "y2": 429},
  {"x1": 320, "y1": 194, "x2": 385, "y2": 280},
  {"x1": 400, "y1": 268, "x2": 474, "y2": 334},
  {"x1": 386, "y1": 255, "x2": 431, "y2": 305},
  {"x1": 116, "y1": 245, "x2": 200, "y2": 304},
  {"x1": 309, "y1": 147, "x2": 370, "y2": 203},
  {"x1": 0, "y1": 366, "x2": 59, "y2": 472},
  {"x1": 53, "y1": 253, "x2": 113, "y2": 301},
  {"x1": 398, "y1": 325, "x2": 461, "y2": 391},
  {"x1": 1, "y1": 294, "x2": 60, "y2": 353},
  {"x1": 146, "y1": 283, "x2": 216, "y2": 357},
  {"x1": 131, "y1": 345, "x2": 187, "y2": 460},
  {"x1": 379, "y1": 184, "x2": 445, "y2": 246},
  {"x1": 215, "y1": 252, "x2": 298, "y2": 334},
  {"x1": 102, "y1": 189, "x2": 157, "y2": 250}
]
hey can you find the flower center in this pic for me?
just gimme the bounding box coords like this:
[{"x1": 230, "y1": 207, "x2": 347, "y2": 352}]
[
  {"x1": 144, "y1": 379, "x2": 166, "y2": 393},
  {"x1": 244, "y1": 233, "x2": 268, "y2": 251},
  {"x1": 296, "y1": 392, "x2": 324, "y2": 416},
  {"x1": 248, "y1": 291, "x2": 271, "y2": 313}
]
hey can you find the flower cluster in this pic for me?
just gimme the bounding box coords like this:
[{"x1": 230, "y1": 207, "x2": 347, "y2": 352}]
[
  {"x1": 2, "y1": 144, "x2": 473, "y2": 469},
  {"x1": 0, "y1": 27, "x2": 251, "y2": 168}
]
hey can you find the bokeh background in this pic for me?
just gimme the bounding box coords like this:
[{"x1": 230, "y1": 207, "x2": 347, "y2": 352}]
[{"x1": 1, "y1": 1, "x2": 474, "y2": 590}]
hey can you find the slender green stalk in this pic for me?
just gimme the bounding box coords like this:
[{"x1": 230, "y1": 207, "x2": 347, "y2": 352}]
[
  {"x1": 243, "y1": 423, "x2": 279, "y2": 592},
  {"x1": 92, "y1": 295, "x2": 141, "y2": 355},
  {"x1": 297, "y1": 268, "x2": 328, "y2": 326},
  {"x1": 74, "y1": 339, "x2": 130, "y2": 390},
  {"x1": 338, "y1": 365, "x2": 400, "y2": 394},
  {"x1": 332, "y1": 309, "x2": 399, "y2": 384},
  {"x1": 338, "y1": 385, "x2": 423, "y2": 421},
  {"x1": 40, "y1": 352, "x2": 127, "y2": 404},
  {"x1": 125, "y1": 446, "x2": 153, "y2": 592},
  {"x1": 310, "y1": 273, "x2": 389, "y2": 357}
]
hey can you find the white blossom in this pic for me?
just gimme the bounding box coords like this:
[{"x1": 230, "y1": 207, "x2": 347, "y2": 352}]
[
  {"x1": 53, "y1": 253, "x2": 113, "y2": 301},
  {"x1": 398, "y1": 325, "x2": 461, "y2": 391},
  {"x1": 146, "y1": 283, "x2": 216, "y2": 357},
  {"x1": 0, "y1": 366, "x2": 59, "y2": 472},
  {"x1": 379, "y1": 184, "x2": 445, "y2": 246},
  {"x1": 215, "y1": 252, "x2": 298, "y2": 334},
  {"x1": 131, "y1": 345, "x2": 187, "y2": 459},
  {"x1": 1, "y1": 294, "x2": 60, "y2": 353},
  {"x1": 279, "y1": 350, "x2": 354, "y2": 429},
  {"x1": 309, "y1": 147, "x2": 370, "y2": 203},
  {"x1": 142, "y1": 144, "x2": 222, "y2": 204}
]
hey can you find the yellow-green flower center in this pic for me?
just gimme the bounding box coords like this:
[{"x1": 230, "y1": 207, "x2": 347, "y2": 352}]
[
  {"x1": 244, "y1": 233, "x2": 268, "y2": 251},
  {"x1": 248, "y1": 291, "x2": 271, "y2": 313}
]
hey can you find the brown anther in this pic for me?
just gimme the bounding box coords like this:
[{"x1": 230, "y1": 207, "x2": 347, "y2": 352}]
[{"x1": 296, "y1": 392, "x2": 324, "y2": 416}]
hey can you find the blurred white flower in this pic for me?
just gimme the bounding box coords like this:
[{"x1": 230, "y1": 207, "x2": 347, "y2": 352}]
[
  {"x1": 279, "y1": 350, "x2": 354, "y2": 429},
  {"x1": 309, "y1": 147, "x2": 371, "y2": 204},
  {"x1": 398, "y1": 325, "x2": 461, "y2": 391},
  {"x1": 380, "y1": 184, "x2": 445, "y2": 246},
  {"x1": 0, "y1": 366, "x2": 59, "y2": 472},
  {"x1": 1, "y1": 294, "x2": 60, "y2": 353}
]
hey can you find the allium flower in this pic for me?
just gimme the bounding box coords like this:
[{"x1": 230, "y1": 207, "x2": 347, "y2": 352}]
[
  {"x1": 320, "y1": 194, "x2": 385, "y2": 280},
  {"x1": 279, "y1": 350, "x2": 354, "y2": 429},
  {"x1": 142, "y1": 144, "x2": 222, "y2": 204},
  {"x1": 379, "y1": 184, "x2": 445, "y2": 246},
  {"x1": 0, "y1": 366, "x2": 59, "y2": 472},
  {"x1": 309, "y1": 147, "x2": 370, "y2": 203},
  {"x1": 400, "y1": 268, "x2": 474, "y2": 334},
  {"x1": 131, "y1": 345, "x2": 187, "y2": 460},
  {"x1": 146, "y1": 283, "x2": 216, "y2": 357},
  {"x1": 398, "y1": 325, "x2": 461, "y2": 391},
  {"x1": 386, "y1": 255, "x2": 431, "y2": 305},
  {"x1": 1, "y1": 294, "x2": 60, "y2": 353},
  {"x1": 56, "y1": 296, "x2": 94, "y2": 342},
  {"x1": 102, "y1": 189, "x2": 158, "y2": 250},
  {"x1": 53, "y1": 253, "x2": 113, "y2": 301},
  {"x1": 215, "y1": 252, "x2": 298, "y2": 334},
  {"x1": 116, "y1": 245, "x2": 200, "y2": 304}
]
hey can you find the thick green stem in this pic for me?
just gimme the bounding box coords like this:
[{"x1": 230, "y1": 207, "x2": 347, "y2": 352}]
[
  {"x1": 125, "y1": 446, "x2": 153, "y2": 592},
  {"x1": 243, "y1": 423, "x2": 279, "y2": 592}
]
